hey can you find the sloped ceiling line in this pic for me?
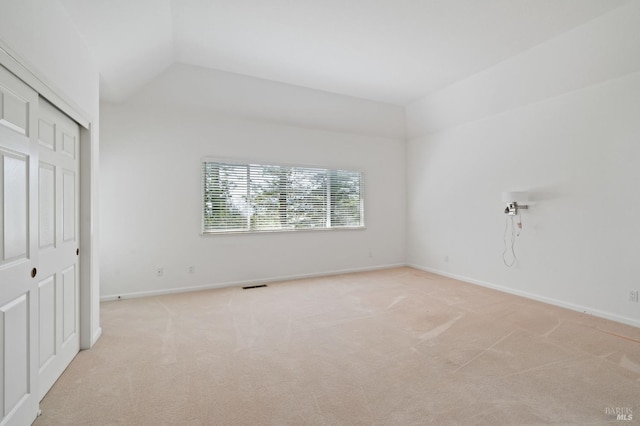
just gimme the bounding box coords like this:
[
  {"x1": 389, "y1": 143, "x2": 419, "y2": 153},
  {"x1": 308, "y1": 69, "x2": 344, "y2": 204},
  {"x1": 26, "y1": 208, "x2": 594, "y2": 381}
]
[{"x1": 58, "y1": 0, "x2": 630, "y2": 104}]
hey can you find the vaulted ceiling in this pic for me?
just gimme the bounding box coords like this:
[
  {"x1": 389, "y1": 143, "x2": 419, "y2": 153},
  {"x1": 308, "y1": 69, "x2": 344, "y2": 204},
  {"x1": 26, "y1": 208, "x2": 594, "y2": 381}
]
[{"x1": 58, "y1": 0, "x2": 629, "y2": 105}]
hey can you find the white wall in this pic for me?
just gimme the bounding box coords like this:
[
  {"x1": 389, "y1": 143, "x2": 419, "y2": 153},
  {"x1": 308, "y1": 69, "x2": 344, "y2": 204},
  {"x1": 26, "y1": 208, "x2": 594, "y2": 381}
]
[
  {"x1": 129, "y1": 63, "x2": 406, "y2": 140},
  {"x1": 406, "y1": 1, "x2": 640, "y2": 327},
  {"x1": 0, "y1": 0, "x2": 98, "y2": 117},
  {"x1": 100, "y1": 64, "x2": 406, "y2": 299},
  {"x1": 0, "y1": 0, "x2": 101, "y2": 345}
]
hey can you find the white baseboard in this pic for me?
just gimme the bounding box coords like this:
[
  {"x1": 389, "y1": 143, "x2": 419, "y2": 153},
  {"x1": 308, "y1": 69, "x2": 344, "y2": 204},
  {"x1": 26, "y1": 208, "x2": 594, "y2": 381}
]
[
  {"x1": 101, "y1": 262, "x2": 640, "y2": 329},
  {"x1": 408, "y1": 263, "x2": 640, "y2": 329},
  {"x1": 91, "y1": 327, "x2": 102, "y2": 346},
  {"x1": 100, "y1": 263, "x2": 407, "y2": 302}
]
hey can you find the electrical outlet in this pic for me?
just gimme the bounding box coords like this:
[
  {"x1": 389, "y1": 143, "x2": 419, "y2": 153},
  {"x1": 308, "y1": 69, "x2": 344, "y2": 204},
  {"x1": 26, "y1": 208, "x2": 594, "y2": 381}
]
[
  {"x1": 188, "y1": 265, "x2": 195, "y2": 274},
  {"x1": 630, "y1": 290, "x2": 639, "y2": 303},
  {"x1": 156, "y1": 267, "x2": 163, "y2": 277}
]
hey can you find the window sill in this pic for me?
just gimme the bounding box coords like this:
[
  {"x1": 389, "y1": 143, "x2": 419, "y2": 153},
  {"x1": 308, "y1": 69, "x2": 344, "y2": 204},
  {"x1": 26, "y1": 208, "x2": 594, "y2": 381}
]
[{"x1": 201, "y1": 226, "x2": 366, "y2": 236}]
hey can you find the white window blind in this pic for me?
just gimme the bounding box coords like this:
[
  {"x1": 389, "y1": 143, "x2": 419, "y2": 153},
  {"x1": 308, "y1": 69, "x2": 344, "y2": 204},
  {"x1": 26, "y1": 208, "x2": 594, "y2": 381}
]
[{"x1": 202, "y1": 161, "x2": 364, "y2": 233}]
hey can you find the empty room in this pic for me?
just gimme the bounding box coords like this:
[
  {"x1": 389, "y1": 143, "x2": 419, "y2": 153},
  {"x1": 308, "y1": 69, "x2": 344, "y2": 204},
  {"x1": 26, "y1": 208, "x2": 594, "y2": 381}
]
[{"x1": 1, "y1": 0, "x2": 639, "y2": 424}]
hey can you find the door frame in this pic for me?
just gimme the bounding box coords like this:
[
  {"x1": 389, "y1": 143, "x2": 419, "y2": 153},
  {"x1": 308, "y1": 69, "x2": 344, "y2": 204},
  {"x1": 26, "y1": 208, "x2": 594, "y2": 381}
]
[{"x1": 0, "y1": 41, "x2": 100, "y2": 350}]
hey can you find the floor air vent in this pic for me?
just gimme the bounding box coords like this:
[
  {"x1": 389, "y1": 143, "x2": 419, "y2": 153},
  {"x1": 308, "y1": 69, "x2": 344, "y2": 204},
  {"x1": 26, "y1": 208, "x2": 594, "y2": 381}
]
[{"x1": 242, "y1": 284, "x2": 267, "y2": 290}]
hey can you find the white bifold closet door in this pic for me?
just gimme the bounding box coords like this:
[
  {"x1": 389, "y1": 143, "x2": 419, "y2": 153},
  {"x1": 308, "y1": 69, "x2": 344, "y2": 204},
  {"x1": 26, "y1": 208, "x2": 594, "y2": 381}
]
[{"x1": 0, "y1": 64, "x2": 80, "y2": 426}]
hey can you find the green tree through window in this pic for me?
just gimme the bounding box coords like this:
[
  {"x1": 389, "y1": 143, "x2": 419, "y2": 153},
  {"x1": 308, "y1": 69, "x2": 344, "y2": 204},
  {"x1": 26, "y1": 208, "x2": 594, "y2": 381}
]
[{"x1": 202, "y1": 161, "x2": 364, "y2": 233}]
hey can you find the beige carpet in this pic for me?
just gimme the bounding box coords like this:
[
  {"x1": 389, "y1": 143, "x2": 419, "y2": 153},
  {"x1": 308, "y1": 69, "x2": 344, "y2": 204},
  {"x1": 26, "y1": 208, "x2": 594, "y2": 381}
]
[{"x1": 35, "y1": 267, "x2": 640, "y2": 425}]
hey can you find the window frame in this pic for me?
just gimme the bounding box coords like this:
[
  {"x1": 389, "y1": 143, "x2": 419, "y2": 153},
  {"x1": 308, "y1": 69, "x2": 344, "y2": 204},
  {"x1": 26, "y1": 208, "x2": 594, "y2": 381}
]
[{"x1": 201, "y1": 158, "x2": 365, "y2": 235}]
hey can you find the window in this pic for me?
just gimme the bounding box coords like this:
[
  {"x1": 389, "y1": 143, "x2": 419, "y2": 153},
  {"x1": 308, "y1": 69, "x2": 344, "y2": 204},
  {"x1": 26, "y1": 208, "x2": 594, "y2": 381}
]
[{"x1": 202, "y1": 160, "x2": 364, "y2": 233}]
